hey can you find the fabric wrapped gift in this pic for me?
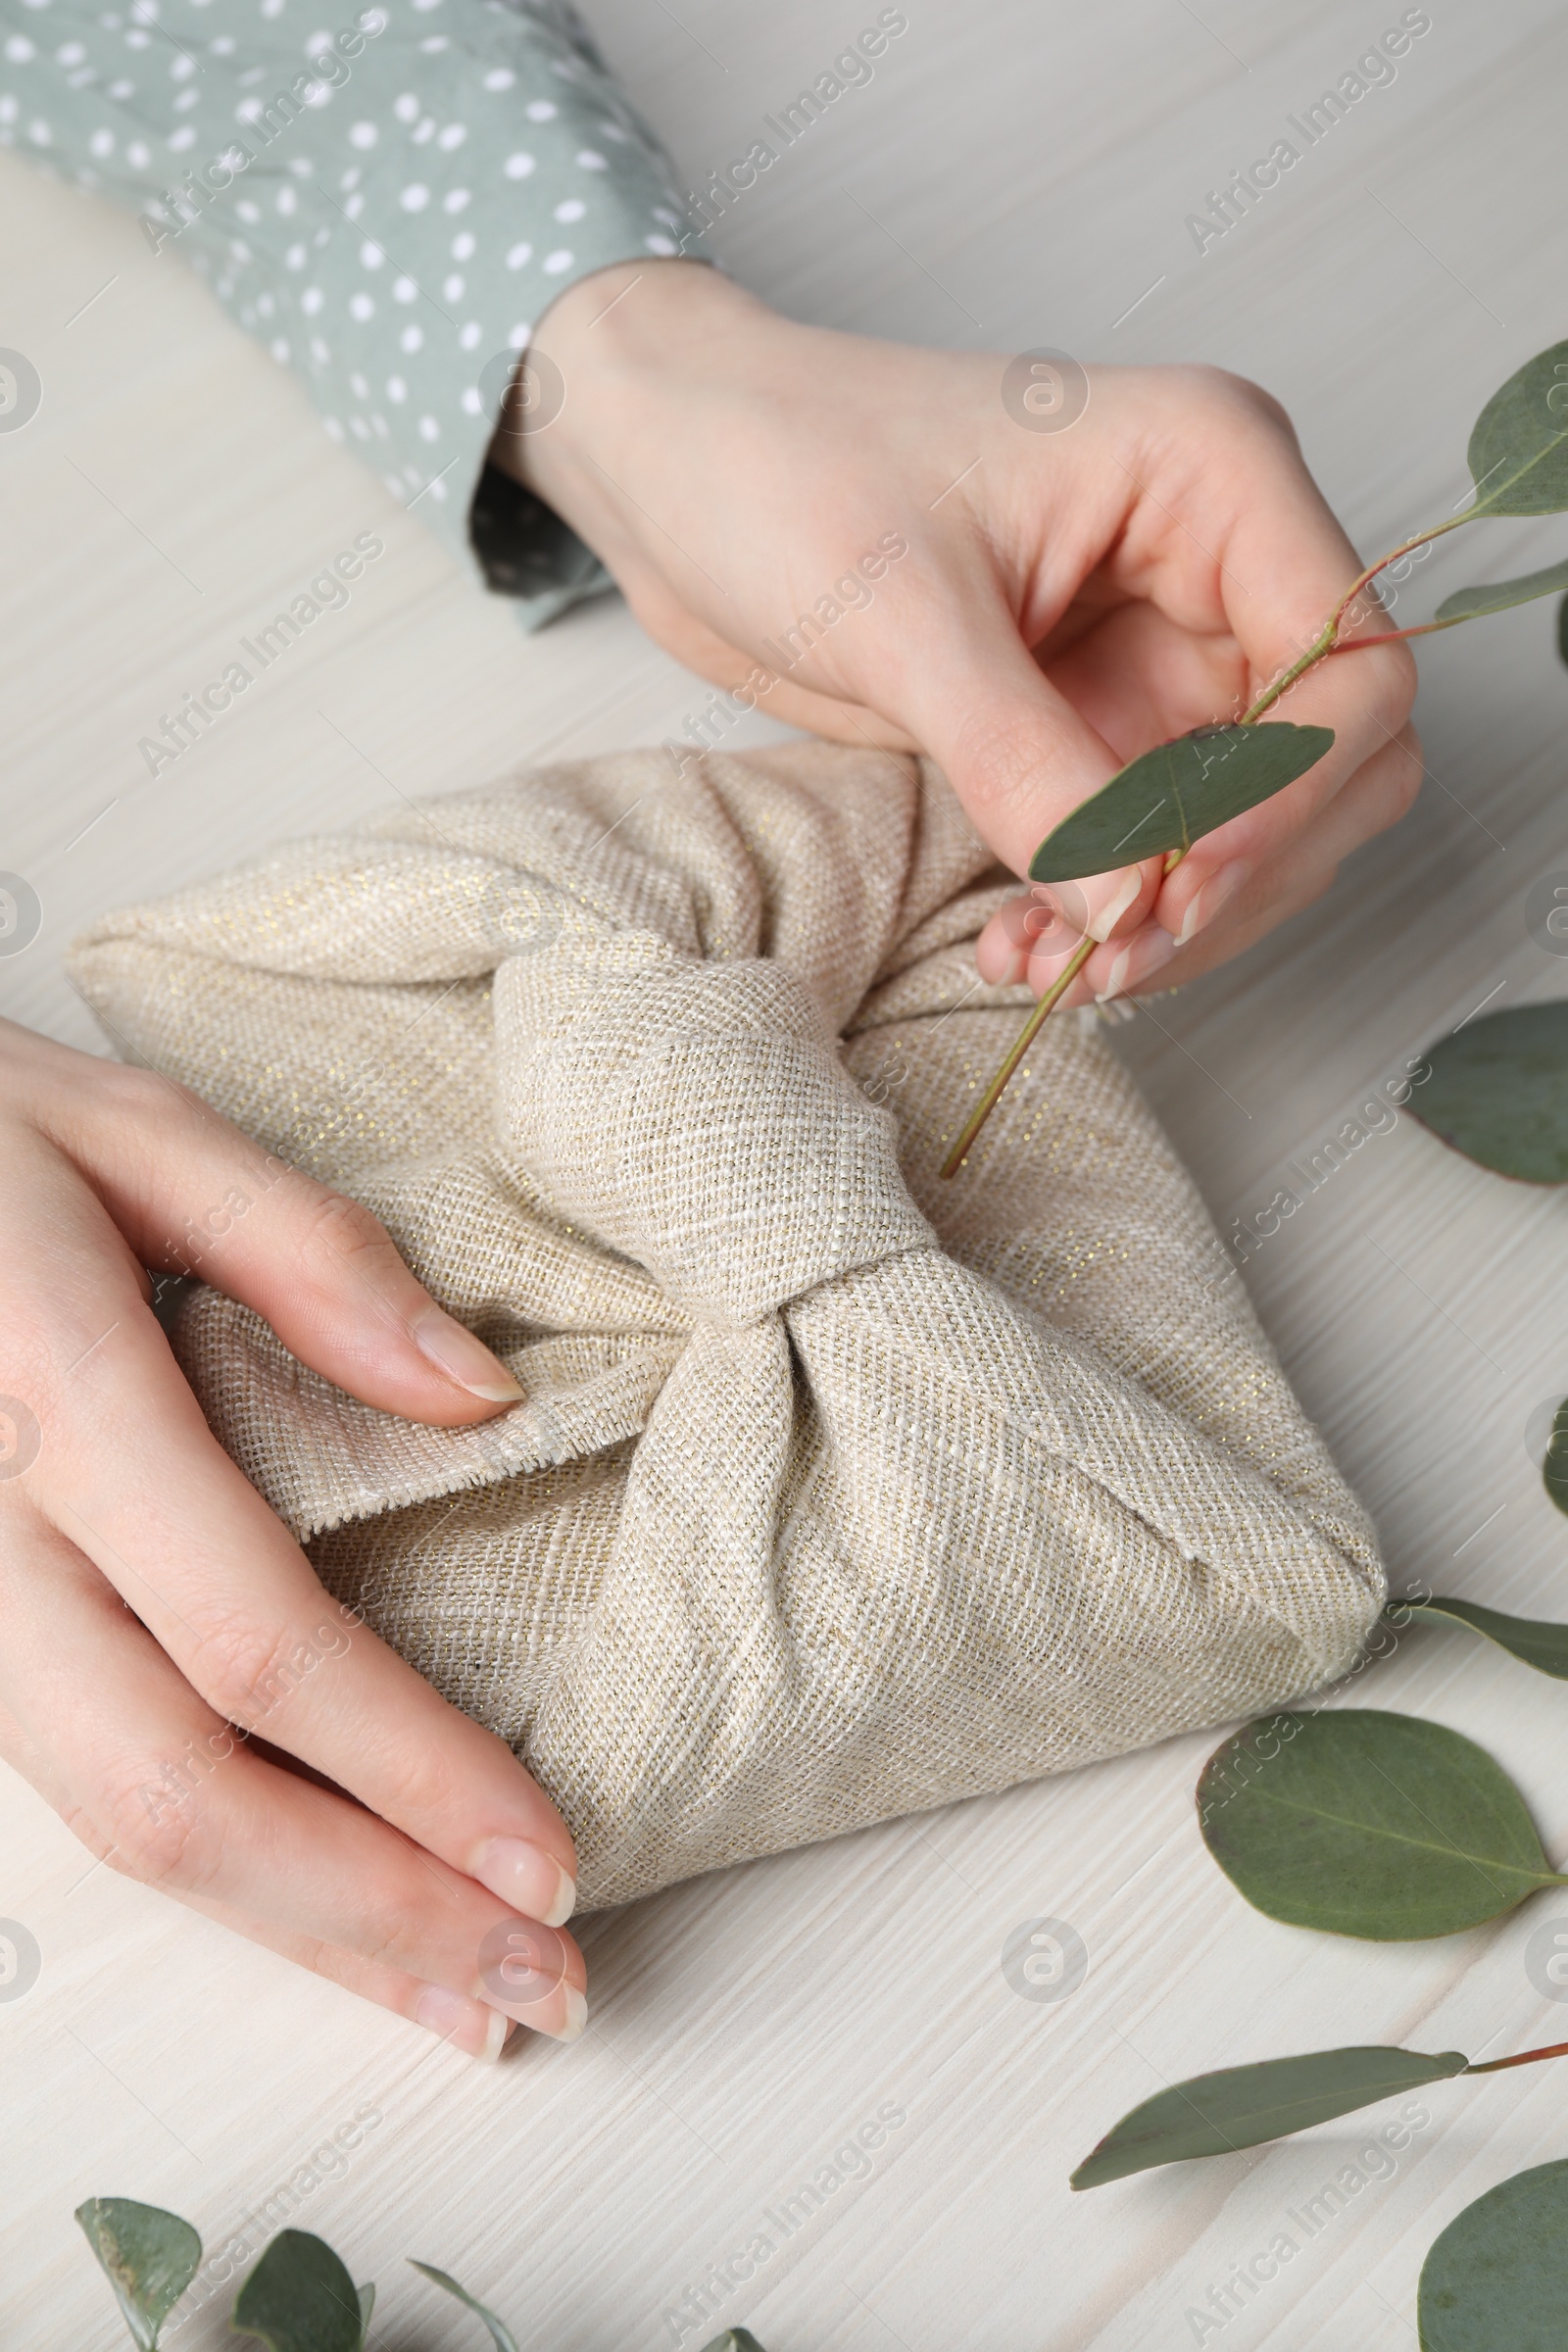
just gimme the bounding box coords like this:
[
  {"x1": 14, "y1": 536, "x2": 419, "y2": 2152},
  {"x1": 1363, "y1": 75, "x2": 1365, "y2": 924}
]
[{"x1": 70, "y1": 741, "x2": 1383, "y2": 1910}]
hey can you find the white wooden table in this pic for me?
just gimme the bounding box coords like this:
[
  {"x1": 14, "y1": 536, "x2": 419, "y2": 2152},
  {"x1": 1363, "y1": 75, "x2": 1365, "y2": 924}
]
[{"x1": 6, "y1": 1, "x2": 1568, "y2": 2342}]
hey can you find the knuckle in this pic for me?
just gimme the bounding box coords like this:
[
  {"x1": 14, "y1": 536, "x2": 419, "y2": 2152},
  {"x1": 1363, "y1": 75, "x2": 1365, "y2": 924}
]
[
  {"x1": 373, "y1": 1737, "x2": 459, "y2": 1830},
  {"x1": 184, "y1": 1610, "x2": 303, "y2": 1726},
  {"x1": 1177, "y1": 364, "x2": 1297, "y2": 441},
  {"x1": 65, "y1": 1060, "x2": 212, "y2": 1162},
  {"x1": 92, "y1": 1060, "x2": 178, "y2": 1123},
  {"x1": 97, "y1": 1770, "x2": 214, "y2": 1891},
  {"x1": 344, "y1": 1886, "x2": 428, "y2": 1978},
  {"x1": 939, "y1": 705, "x2": 1044, "y2": 822},
  {"x1": 57, "y1": 1798, "x2": 119, "y2": 1871},
  {"x1": 295, "y1": 1189, "x2": 403, "y2": 1290}
]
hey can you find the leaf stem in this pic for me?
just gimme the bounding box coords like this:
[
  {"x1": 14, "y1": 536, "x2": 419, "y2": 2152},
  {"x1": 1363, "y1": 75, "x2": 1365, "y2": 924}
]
[
  {"x1": 1464, "y1": 2038, "x2": 1568, "y2": 2075},
  {"x1": 940, "y1": 506, "x2": 1480, "y2": 1178},
  {"x1": 1240, "y1": 512, "x2": 1470, "y2": 721},
  {"x1": 1324, "y1": 614, "x2": 1468, "y2": 654},
  {"x1": 938, "y1": 934, "x2": 1097, "y2": 1179},
  {"x1": 940, "y1": 846, "x2": 1185, "y2": 1180}
]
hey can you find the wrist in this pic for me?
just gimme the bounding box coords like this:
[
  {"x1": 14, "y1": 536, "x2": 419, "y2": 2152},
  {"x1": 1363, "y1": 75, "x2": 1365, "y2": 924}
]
[{"x1": 491, "y1": 260, "x2": 766, "y2": 505}]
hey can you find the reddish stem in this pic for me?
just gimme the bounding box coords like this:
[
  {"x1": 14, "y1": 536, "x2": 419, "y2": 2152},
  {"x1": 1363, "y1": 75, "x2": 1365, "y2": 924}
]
[
  {"x1": 1466, "y1": 2038, "x2": 1568, "y2": 2075},
  {"x1": 1325, "y1": 615, "x2": 1466, "y2": 654}
]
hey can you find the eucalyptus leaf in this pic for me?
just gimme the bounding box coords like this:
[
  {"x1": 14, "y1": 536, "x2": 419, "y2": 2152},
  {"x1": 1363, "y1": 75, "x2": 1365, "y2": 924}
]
[
  {"x1": 1418, "y1": 2157, "x2": 1568, "y2": 2348},
  {"x1": 1547, "y1": 1398, "x2": 1568, "y2": 1515},
  {"x1": 1557, "y1": 589, "x2": 1568, "y2": 667},
  {"x1": 74, "y1": 2198, "x2": 201, "y2": 2351},
  {"x1": 1407, "y1": 1003, "x2": 1568, "y2": 1182},
  {"x1": 231, "y1": 2230, "x2": 365, "y2": 2352},
  {"x1": 1198, "y1": 1709, "x2": 1566, "y2": 1938},
  {"x1": 357, "y1": 2281, "x2": 375, "y2": 2347},
  {"x1": 1027, "y1": 722, "x2": 1334, "y2": 884},
  {"x1": 1467, "y1": 339, "x2": 1568, "y2": 516},
  {"x1": 1401, "y1": 1595, "x2": 1568, "y2": 1679},
  {"x1": 1071, "y1": 2044, "x2": 1468, "y2": 2189},
  {"x1": 1435, "y1": 554, "x2": 1568, "y2": 621},
  {"x1": 701, "y1": 2336, "x2": 769, "y2": 2351},
  {"x1": 409, "y1": 2260, "x2": 520, "y2": 2352}
]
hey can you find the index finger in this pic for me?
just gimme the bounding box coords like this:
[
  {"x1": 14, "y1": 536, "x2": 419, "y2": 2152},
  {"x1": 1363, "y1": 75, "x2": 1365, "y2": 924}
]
[
  {"x1": 1187, "y1": 413, "x2": 1418, "y2": 845},
  {"x1": 13, "y1": 1180, "x2": 579, "y2": 1929},
  {"x1": 1107, "y1": 411, "x2": 1417, "y2": 937}
]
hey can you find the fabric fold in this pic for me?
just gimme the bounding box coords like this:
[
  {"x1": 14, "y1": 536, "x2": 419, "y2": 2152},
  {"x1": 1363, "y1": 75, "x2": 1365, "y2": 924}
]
[{"x1": 70, "y1": 738, "x2": 1383, "y2": 1908}]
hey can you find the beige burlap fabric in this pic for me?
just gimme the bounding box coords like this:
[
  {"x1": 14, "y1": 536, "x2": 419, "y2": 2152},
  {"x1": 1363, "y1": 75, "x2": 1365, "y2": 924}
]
[{"x1": 71, "y1": 741, "x2": 1382, "y2": 1909}]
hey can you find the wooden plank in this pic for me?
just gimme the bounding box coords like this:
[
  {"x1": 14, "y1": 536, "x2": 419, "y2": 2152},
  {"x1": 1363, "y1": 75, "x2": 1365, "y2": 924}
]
[{"x1": 3, "y1": 3, "x2": 1566, "y2": 2343}]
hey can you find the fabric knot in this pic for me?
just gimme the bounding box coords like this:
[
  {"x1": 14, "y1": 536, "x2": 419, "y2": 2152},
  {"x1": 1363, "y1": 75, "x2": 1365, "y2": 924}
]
[{"x1": 494, "y1": 941, "x2": 936, "y2": 1325}]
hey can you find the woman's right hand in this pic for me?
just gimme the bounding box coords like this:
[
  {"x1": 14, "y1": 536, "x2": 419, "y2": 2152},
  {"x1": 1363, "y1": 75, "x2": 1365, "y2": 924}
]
[{"x1": 0, "y1": 1016, "x2": 585, "y2": 2057}]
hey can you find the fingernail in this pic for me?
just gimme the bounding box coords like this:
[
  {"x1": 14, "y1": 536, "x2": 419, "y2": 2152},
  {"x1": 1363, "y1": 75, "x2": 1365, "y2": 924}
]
[
  {"x1": 1083, "y1": 868, "x2": 1142, "y2": 944},
  {"x1": 414, "y1": 1983, "x2": 515, "y2": 2061},
  {"x1": 1176, "y1": 858, "x2": 1250, "y2": 948},
  {"x1": 472, "y1": 1837, "x2": 576, "y2": 1927},
  {"x1": 410, "y1": 1305, "x2": 525, "y2": 1403},
  {"x1": 1097, "y1": 927, "x2": 1177, "y2": 1004},
  {"x1": 546, "y1": 1985, "x2": 588, "y2": 2043},
  {"x1": 476, "y1": 1917, "x2": 574, "y2": 2024}
]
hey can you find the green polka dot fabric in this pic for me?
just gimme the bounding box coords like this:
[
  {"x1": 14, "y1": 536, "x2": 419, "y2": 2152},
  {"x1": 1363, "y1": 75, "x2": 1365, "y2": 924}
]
[{"x1": 0, "y1": 0, "x2": 696, "y2": 621}]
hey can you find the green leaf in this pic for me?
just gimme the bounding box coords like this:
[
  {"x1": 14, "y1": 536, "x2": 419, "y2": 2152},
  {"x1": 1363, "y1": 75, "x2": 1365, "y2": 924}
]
[
  {"x1": 1198, "y1": 1709, "x2": 1566, "y2": 1938},
  {"x1": 1557, "y1": 589, "x2": 1568, "y2": 667},
  {"x1": 74, "y1": 2199, "x2": 202, "y2": 2351},
  {"x1": 231, "y1": 2231, "x2": 365, "y2": 2352},
  {"x1": 357, "y1": 2281, "x2": 375, "y2": 2347},
  {"x1": 1027, "y1": 722, "x2": 1335, "y2": 884},
  {"x1": 1418, "y1": 2157, "x2": 1568, "y2": 2348},
  {"x1": 409, "y1": 2260, "x2": 520, "y2": 2352},
  {"x1": 1407, "y1": 1003, "x2": 1568, "y2": 1182},
  {"x1": 1547, "y1": 1399, "x2": 1568, "y2": 1515},
  {"x1": 1071, "y1": 2043, "x2": 1469, "y2": 2189},
  {"x1": 1467, "y1": 339, "x2": 1568, "y2": 515},
  {"x1": 700, "y1": 2335, "x2": 769, "y2": 2351},
  {"x1": 1435, "y1": 553, "x2": 1568, "y2": 621},
  {"x1": 1401, "y1": 1595, "x2": 1568, "y2": 1679}
]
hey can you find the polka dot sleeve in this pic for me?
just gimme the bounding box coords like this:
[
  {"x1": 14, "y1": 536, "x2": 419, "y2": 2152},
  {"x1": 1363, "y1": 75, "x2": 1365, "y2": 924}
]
[{"x1": 0, "y1": 0, "x2": 698, "y2": 622}]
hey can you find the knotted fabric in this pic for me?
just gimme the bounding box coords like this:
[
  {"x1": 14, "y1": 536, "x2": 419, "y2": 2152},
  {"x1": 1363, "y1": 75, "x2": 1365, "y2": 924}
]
[{"x1": 70, "y1": 742, "x2": 1383, "y2": 1908}]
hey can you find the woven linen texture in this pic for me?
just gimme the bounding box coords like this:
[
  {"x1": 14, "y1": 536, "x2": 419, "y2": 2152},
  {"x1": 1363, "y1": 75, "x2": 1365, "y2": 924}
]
[{"x1": 70, "y1": 741, "x2": 1383, "y2": 1909}]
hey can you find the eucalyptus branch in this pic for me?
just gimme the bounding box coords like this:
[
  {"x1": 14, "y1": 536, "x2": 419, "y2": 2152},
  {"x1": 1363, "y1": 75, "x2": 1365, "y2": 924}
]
[{"x1": 940, "y1": 337, "x2": 1568, "y2": 1180}]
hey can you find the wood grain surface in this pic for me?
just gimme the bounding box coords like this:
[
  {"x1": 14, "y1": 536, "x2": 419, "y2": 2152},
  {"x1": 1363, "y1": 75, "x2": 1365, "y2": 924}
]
[{"x1": 3, "y1": 1, "x2": 1568, "y2": 2342}]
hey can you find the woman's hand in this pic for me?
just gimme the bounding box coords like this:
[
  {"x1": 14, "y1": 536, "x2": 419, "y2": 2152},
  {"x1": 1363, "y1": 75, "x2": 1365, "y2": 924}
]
[
  {"x1": 505, "y1": 260, "x2": 1421, "y2": 1005},
  {"x1": 0, "y1": 1019, "x2": 584, "y2": 2056}
]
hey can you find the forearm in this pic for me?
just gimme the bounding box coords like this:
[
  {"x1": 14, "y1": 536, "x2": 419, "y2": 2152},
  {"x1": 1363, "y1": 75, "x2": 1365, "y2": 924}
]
[{"x1": 4, "y1": 0, "x2": 695, "y2": 616}]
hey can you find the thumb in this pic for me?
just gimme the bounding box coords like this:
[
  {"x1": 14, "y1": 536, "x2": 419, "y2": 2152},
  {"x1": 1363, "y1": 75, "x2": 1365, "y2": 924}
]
[
  {"x1": 897, "y1": 595, "x2": 1160, "y2": 941},
  {"x1": 59, "y1": 1056, "x2": 523, "y2": 1427}
]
